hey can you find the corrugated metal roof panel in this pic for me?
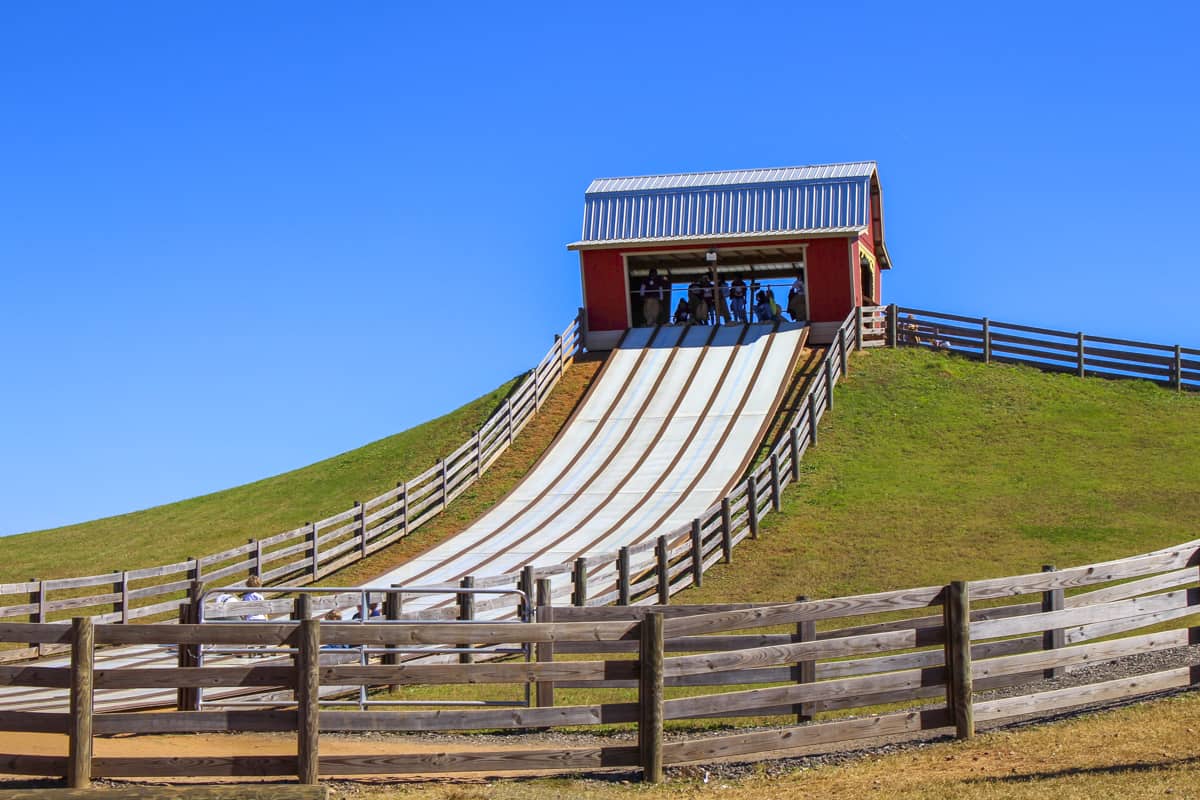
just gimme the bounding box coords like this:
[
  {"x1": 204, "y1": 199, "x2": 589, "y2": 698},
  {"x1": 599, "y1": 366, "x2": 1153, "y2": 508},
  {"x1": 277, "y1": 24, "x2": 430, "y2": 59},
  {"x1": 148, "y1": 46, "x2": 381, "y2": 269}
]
[
  {"x1": 579, "y1": 170, "x2": 873, "y2": 243},
  {"x1": 585, "y1": 161, "x2": 876, "y2": 195}
]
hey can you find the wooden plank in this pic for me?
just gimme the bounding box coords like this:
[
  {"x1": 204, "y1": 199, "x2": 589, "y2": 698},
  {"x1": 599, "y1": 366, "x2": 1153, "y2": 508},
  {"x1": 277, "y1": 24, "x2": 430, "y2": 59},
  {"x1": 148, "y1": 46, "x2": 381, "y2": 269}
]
[
  {"x1": 1065, "y1": 567, "x2": 1196, "y2": 608},
  {"x1": 973, "y1": 629, "x2": 1188, "y2": 682},
  {"x1": 0, "y1": 754, "x2": 68, "y2": 776},
  {"x1": 94, "y1": 665, "x2": 295, "y2": 690},
  {"x1": 0, "y1": 786, "x2": 329, "y2": 799},
  {"x1": 91, "y1": 755, "x2": 298, "y2": 778},
  {"x1": 971, "y1": 590, "x2": 1188, "y2": 640},
  {"x1": 662, "y1": 586, "x2": 946, "y2": 638},
  {"x1": 662, "y1": 708, "x2": 951, "y2": 764},
  {"x1": 663, "y1": 665, "x2": 939, "y2": 720},
  {"x1": 639, "y1": 612, "x2": 664, "y2": 783},
  {"x1": 94, "y1": 623, "x2": 295, "y2": 646},
  {"x1": 1065, "y1": 601, "x2": 1199, "y2": 644},
  {"x1": 974, "y1": 666, "x2": 1194, "y2": 723},
  {"x1": 0, "y1": 665, "x2": 71, "y2": 688},
  {"x1": 94, "y1": 711, "x2": 296, "y2": 735},
  {"x1": 663, "y1": 627, "x2": 929, "y2": 678},
  {"x1": 317, "y1": 746, "x2": 640, "y2": 775},
  {"x1": 319, "y1": 702, "x2": 638, "y2": 732},
  {"x1": 0, "y1": 711, "x2": 70, "y2": 733},
  {"x1": 969, "y1": 546, "x2": 1199, "y2": 600}
]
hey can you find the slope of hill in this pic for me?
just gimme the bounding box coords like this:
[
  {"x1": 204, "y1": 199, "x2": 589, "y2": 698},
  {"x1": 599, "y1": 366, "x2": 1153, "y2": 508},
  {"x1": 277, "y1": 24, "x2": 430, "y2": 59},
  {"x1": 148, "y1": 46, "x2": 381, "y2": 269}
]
[
  {"x1": 0, "y1": 362, "x2": 600, "y2": 583},
  {"x1": 688, "y1": 345, "x2": 1200, "y2": 606}
]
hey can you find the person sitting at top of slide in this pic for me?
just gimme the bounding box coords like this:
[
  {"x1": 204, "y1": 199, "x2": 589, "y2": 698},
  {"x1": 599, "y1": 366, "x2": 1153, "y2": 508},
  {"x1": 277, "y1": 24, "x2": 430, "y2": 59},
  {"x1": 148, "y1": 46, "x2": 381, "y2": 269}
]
[
  {"x1": 673, "y1": 298, "x2": 691, "y2": 325},
  {"x1": 639, "y1": 268, "x2": 669, "y2": 326},
  {"x1": 787, "y1": 273, "x2": 807, "y2": 323}
]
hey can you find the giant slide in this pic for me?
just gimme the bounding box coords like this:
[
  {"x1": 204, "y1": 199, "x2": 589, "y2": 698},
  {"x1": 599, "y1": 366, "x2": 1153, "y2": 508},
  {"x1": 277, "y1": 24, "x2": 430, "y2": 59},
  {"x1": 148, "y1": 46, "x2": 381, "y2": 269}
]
[{"x1": 0, "y1": 321, "x2": 808, "y2": 712}]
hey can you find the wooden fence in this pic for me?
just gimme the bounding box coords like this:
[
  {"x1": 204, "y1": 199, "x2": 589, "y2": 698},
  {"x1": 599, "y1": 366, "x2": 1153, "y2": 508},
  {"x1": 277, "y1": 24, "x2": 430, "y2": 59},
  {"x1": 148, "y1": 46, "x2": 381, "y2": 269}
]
[
  {"x1": 0, "y1": 315, "x2": 583, "y2": 658},
  {"x1": 0, "y1": 539, "x2": 1195, "y2": 786},
  {"x1": 889, "y1": 305, "x2": 1200, "y2": 391}
]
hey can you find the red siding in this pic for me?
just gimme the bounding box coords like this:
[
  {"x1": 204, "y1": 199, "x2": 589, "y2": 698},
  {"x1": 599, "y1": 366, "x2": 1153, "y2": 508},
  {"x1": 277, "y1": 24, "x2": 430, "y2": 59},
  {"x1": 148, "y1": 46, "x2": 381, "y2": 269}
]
[
  {"x1": 803, "y1": 238, "x2": 853, "y2": 322},
  {"x1": 580, "y1": 250, "x2": 629, "y2": 332}
]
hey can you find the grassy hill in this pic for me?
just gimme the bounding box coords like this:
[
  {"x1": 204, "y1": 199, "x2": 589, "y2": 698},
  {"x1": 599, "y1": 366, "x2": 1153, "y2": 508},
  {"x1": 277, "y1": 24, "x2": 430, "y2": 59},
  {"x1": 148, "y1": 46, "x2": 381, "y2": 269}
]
[
  {"x1": 691, "y1": 346, "x2": 1200, "y2": 605},
  {"x1": 0, "y1": 365, "x2": 604, "y2": 583}
]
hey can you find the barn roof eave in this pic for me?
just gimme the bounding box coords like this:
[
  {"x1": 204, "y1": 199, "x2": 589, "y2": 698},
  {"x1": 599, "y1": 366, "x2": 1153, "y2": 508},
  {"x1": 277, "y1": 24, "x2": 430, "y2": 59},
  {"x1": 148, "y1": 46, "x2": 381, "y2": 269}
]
[{"x1": 567, "y1": 227, "x2": 865, "y2": 252}]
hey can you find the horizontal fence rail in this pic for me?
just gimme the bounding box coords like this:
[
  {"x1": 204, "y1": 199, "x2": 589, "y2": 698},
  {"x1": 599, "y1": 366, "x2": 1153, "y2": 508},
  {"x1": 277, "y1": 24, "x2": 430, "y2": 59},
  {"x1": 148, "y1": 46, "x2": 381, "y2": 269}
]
[
  {"x1": 0, "y1": 315, "x2": 583, "y2": 650},
  {"x1": 890, "y1": 305, "x2": 1200, "y2": 391},
  {"x1": 0, "y1": 540, "x2": 1194, "y2": 785}
]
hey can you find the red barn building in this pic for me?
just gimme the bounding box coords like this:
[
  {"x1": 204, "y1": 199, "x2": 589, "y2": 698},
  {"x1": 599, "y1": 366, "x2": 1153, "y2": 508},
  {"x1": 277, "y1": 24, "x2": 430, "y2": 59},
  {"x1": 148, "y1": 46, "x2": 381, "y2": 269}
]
[{"x1": 568, "y1": 162, "x2": 892, "y2": 349}]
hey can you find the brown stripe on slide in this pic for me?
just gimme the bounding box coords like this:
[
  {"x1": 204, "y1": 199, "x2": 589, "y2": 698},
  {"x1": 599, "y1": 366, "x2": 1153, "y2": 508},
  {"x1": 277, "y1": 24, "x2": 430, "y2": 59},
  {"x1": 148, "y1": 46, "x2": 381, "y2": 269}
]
[
  {"x1": 506, "y1": 323, "x2": 747, "y2": 567},
  {"x1": 420, "y1": 323, "x2": 719, "y2": 591},
  {"x1": 398, "y1": 325, "x2": 683, "y2": 585},
  {"x1": 619, "y1": 323, "x2": 809, "y2": 552},
  {"x1": 518, "y1": 323, "x2": 760, "y2": 567}
]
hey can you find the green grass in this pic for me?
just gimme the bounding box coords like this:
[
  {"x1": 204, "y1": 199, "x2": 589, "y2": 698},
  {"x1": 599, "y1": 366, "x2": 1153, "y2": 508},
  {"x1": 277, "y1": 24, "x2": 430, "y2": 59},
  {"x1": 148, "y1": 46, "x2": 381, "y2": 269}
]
[
  {"x1": 0, "y1": 379, "x2": 523, "y2": 583},
  {"x1": 690, "y1": 346, "x2": 1200, "y2": 606}
]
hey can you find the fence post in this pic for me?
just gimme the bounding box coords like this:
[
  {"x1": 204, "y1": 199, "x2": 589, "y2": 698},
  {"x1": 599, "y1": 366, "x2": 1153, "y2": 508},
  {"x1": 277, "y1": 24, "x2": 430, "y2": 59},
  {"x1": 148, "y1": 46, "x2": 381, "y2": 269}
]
[
  {"x1": 638, "y1": 612, "x2": 664, "y2": 784},
  {"x1": 247, "y1": 538, "x2": 261, "y2": 580},
  {"x1": 854, "y1": 306, "x2": 864, "y2": 351},
  {"x1": 838, "y1": 325, "x2": 849, "y2": 376},
  {"x1": 519, "y1": 565, "x2": 535, "y2": 620},
  {"x1": 887, "y1": 303, "x2": 898, "y2": 348},
  {"x1": 473, "y1": 431, "x2": 482, "y2": 479},
  {"x1": 440, "y1": 458, "x2": 449, "y2": 511},
  {"x1": 572, "y1": 558, "x2": 588, "y2": 607},
  {"x1": 655, "y1": 537, "x2": 670, "y2": 605},
  {"x1": 789, "y1": 428, "x2": 802, "y2": 480},
  {"x1": 397, "y1": 482, "x2": 408, "y2": 536},
  {"x1": 720, "y1": 498, "x2": 733, "y2": 564},
  {"x1": 506, "y1": 399, "x2": 514, "y2": 446},
  {"x1": 535, "y1": 578, "x2": 555, "y2": 711},
  {"x1": 824, "y1": 357, "x2": 835, "y2": 410},
  {"x1": 807, "y1": 391, "x2": 819, "y2": 447},
  {"x1": 795, "y1": 595, "x2": 815, "y2": 723},
  {"x1": 383, "y1": 584, "x2": 402, "y2": 692},
  {"x1": 114, "y1": 571, "x2": 129, "y2": 624},
  {"x1": 769, "y1": 453, "x2": 782, "y2": 512},
  {"x1": 1175, "y1": 345, "x2": 1183, "y2": 392},
  {"x1": 67, "y1": 616, "x2": 94, "y2": 789},
  {"x1": 458, "y1": 576, "x2": 475, "y2": 664},
  {"x1": 1041, "y1": 565, "x2": 1065, "y2": 679},
  {"x1": 618, "y1": 547, "x2": 631, "y2": 606},
  {"x1": 27, "y1": 579, "x2": 41, "y2": 654},
  {"x1": 306, "y1": 522, "x2": 319, "y2": 580},
  {"x1": 295, "y1": 594, "x2": 320, "y2": 785},
  {"x1": 690, "y1": 519, "x2": 703, "y2": 588},
  {"x1": 179, "y1": 580, "x2": 206, "y2": 712},
  {"x1": 943, "y1": 581, "x2": 974, "y2": 739},
  {"x1": 982, "y1": 317, "x2": 991, "y2": 363},
  {"x1": 1077, "y1": 332, "x2": 1086, "y2": 378},
  {"x1": 747, "y1": 475, "x2": 760, "y2": 539}
]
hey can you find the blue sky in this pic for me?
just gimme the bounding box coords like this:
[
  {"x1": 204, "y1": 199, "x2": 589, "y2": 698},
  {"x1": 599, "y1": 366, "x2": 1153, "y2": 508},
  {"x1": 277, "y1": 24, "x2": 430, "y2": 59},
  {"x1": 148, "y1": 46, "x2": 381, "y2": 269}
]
[{"x1": 2, "y1": 2, "x2": 1197, "y2": 536}]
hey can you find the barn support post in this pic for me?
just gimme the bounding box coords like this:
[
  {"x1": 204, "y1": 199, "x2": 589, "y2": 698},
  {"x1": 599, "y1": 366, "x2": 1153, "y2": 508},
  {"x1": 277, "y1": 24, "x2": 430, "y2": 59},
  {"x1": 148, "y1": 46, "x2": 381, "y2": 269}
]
[{"x1": 1041, "y1": 566, "x2": 1065, "y2": 679}]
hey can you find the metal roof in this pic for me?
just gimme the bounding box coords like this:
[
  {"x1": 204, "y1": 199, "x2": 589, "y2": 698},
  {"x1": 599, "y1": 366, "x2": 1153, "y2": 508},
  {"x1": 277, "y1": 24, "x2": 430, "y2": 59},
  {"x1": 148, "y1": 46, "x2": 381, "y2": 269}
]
[{"x1": 573, "y1": 161, "x2": 882, "y2": 249}]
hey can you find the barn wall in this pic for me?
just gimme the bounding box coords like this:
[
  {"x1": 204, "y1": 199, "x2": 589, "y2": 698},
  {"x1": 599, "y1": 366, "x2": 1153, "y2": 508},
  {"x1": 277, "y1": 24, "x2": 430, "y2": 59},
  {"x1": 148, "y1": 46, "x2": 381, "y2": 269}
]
[
  {"x1": 580, "y1": 250, "x2": 629, "y2": 332},
  {"x1": 804, "y1": 237, "x2": 854, "y2": 322}
]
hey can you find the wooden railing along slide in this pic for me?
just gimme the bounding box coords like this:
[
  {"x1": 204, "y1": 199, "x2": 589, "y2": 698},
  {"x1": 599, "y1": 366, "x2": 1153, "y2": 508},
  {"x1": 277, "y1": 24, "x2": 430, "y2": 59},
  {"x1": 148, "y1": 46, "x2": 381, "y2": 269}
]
[{"x1": 0, "y1": 539, "x2": 1195, "y2": 786}]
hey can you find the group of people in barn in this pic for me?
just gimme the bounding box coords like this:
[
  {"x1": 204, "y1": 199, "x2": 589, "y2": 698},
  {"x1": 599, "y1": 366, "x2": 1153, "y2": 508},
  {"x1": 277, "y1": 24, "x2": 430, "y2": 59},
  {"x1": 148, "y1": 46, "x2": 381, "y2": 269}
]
[{"x1": 638, "y1": 268, "x2": 808, "y2": 328}]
